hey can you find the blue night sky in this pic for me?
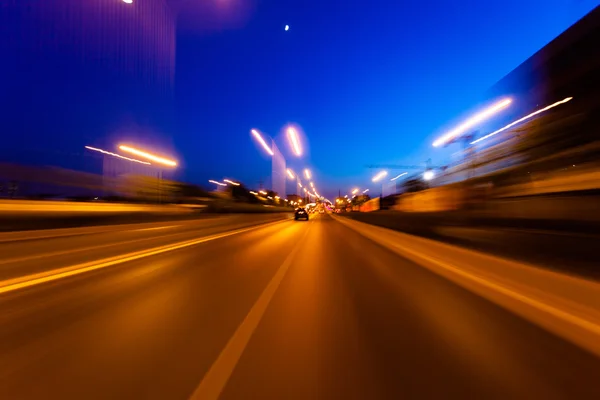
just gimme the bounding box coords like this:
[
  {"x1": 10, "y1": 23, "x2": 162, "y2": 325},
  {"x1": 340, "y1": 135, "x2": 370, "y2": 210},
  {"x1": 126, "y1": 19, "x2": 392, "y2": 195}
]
[
  {"x1": 1, "y1": 0, "x2": 597, "y2": 199},
  {"x1": 174, "y1": 0, "x2": 598, "y2": 198}
]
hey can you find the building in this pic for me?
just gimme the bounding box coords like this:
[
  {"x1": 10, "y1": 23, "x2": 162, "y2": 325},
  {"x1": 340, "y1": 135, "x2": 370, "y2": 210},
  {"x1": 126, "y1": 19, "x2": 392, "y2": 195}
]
[
  {"x1": 0, "y1": 0, "x2": 177, "y2": 170},
  {"x1": 441, "y1": 6, "x2": 600, "y2": 185}
]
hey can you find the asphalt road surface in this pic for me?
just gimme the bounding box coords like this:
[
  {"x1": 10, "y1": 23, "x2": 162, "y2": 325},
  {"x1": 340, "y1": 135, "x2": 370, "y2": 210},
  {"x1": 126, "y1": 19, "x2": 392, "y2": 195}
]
[{"x1": 1, "y1": 213, "x2": 600, "y2": 399}]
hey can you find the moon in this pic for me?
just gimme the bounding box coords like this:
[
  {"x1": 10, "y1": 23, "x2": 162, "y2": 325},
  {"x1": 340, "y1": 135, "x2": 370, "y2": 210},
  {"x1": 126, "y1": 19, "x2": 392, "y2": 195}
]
[{"x1": 285, "y1": 25, "x2": 289, "y2": 31}]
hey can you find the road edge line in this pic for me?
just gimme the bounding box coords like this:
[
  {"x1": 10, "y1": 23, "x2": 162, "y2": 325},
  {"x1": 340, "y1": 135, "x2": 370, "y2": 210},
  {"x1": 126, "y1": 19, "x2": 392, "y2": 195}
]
[
  {"x1": 0, "y1": 218, "x2": 290, "y2": 295},
  {"x1": 332, "y1": 215, "x2": 600, "y2": 357}
]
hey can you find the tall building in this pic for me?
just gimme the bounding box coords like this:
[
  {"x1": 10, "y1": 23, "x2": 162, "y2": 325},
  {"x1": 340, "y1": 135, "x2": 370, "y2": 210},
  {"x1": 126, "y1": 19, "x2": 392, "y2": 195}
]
[{"x1": 0, "y1": 0, "x2": 177, "y2": 169}]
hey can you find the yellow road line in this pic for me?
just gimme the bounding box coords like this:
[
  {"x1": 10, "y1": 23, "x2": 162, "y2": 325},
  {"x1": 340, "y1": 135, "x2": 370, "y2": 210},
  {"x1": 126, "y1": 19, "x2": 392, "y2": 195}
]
[{"x1": 0, "y1": 219, "x2": 289, "y2": 295}]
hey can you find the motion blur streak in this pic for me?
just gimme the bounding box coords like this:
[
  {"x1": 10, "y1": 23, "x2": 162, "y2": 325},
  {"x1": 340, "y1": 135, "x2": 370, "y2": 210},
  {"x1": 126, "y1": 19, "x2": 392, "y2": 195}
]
[
  {"x1": 471, "y1": 97, "x2": 574, "y2": 144},
  {"x1": 390, "y1": 172, "x2": 407, "y2": 181},
  {"x1": 287, "y1": 127, "x2": 302, "y2": 156},
  {"x1": 250, "y1": 129, "x2": 274, "y2": 156},
  {"x1": 84, "y1": 146, "x2": 150, "y2": 165},
  {"x1": 371, "y1": 170, "x2": 388, "y2": 182},
  {"x1": 119, "y1": 145, "x2": 177, "y2": 166},
  {"x1": 433, "y1": 98, "x2": 512, "y2": 147},
  {"x1": 0, "y1": 218, "x2": 288, "y2": 295}
]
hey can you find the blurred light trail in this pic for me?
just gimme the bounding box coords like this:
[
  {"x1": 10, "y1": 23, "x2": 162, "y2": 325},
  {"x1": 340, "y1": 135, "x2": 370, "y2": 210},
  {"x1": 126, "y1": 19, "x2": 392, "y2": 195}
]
[
  {"x1": 433, "y1": 98, "x2": 512, "y2": 147},
  {"x1": 390, "y1": 172, "x2": 408, "y2": 181},
  {"x1": 209, "y1": 180, "x2": 226, "y2": 186},
  {"x1": 85, "y1": 146, "x2": 150, "y2": 165},
  {"x1": 119, "y1": 145, "x2": 177, "y2": 167},
  {"x1": 352, "y1": 189, "x2": 358, "y2": 194},
  {"x1": 423, "y1": 171, "x2": 435, "y2": 181},
  {"x1": 287, "y1": 127, "x2": 302, "y2": 156},
  {"x1": 275, "y1": 196, "x2": 280, "y2": 200},
  {"x1": 249, "y1": 191, "x2": 258, "y2": 195},
  {"x1": 372, "y1": 171, "x2": 388, "y2": 182},
  {"x1": 267, "y1": 196, "x2": 273, "y2": 199},
  {"x1": 304, "y1": 169, "x2": 311, "y2": 179},
  {"x1": 344, "y1": 195, "x2": 348, "y2": 198},
  {"x1": 298, "y1": 182, "x2": 303, "y2": 188},
  {"x1": 122, "y1": 0, "x2": 133, "y2": 3},
  {"x1": 362, "y1": 189, "x2": 369, "y2": 193},
  {"x1": 310, "y1": 181, "x2": 315, "y2": 188},
  {"x1": 471, "y1": 97, "x2": 574, "y2": 145},
  {"x1": 285, "y1": 25, "x2": 289, "y2": 31},
  {"x1": 286, "y1": 169, "x2": 295, "y2": 179},
  {"x1": 251, "y1": 129, "x2": 274, "y2": 156},
  {"x1": 259, "y1": 190, "x2": 268, "y2": 195},
  {"x1": 224, "y1": 179, "x2": 240, "y2": 186}
]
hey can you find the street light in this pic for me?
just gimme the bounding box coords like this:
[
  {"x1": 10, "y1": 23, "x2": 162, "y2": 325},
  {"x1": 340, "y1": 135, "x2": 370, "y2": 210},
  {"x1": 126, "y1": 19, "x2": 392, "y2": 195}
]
[
  {"x1": 118, "y1": 145, "x2": 177, "y2": 167},
  {"x1": 423, "y1": 170, "x2": 435, "y2": 181},
  {"x1": 471, "y1": 96, "x2": 573, "y2": 145},
  {"x1": 85, "y1": 146, "x2": 150, "y2": 165},
  {"x1": 209, "y1": 180, "x2": 226, "y2": 186},
  {"x1": 304, "y1": 169, "x2": 311, "y2": 179},
  {"x1": 362, "y1": 189, "x2": 369, "y2": 194},
  {"x1": 287, "y1": 126, "x2": 302, "y2": 156},
  {"x1": 122, "y1": 0, "x2": 133, "y2": 3},
  {"x1": 390, "y1": 172, "x2": 407, "y2": 181},
  {"x1": 250, "y1": 129, "x2": 274, "y2": 156},
  {"x1": 352, "y1": 189, "x2": 358, "y2": 195},
  {"x1": 118, "y1": 145, "x2": 176, "y2": 204},
  {"x1": 310, "y1": 181, "x2": 315, "y2": 188},
  {"x1": 432, "y1": 98, "x2": 512, "y2": 147},
  {"x1": 224, "y1": 179, "x2": 240, "y2": 186},
  {"x1": 372, "y1": 171, "x2": 388, "y2": 182},
  {"x1": 286, "y1": 169, "x2": 295, "y2": 179}
]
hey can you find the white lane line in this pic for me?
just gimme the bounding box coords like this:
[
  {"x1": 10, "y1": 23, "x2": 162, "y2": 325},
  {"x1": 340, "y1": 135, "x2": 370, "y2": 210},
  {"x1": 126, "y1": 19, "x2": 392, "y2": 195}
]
[
  {"x1": 189, "y1": 227, "x2": 308, "y2": 400},
  {"x1": 0, "y1": 219, "x2": 290, "y2": 295}
]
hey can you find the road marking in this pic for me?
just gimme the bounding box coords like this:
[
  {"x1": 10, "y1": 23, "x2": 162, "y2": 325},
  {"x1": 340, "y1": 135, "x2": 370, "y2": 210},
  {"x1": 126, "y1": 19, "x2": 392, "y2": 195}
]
[
  {"x1": 0, "y1": 216, "x2": 231, "y2": 243},
  {"x1": 189, "y1": 228, "x2": 308, "y2": 400},
  {"x1": 0, "y1": 219, "x2": 289, "y2": 295},
  {"x1": 334, "y1": 216, "x2": 600, "y2": 354},
  {"x1": 0, "y1": 227, "x2": 200, "y2": 266},
  {"x1": 131, "y1": 225, "x2": 180, "y2": 232}
]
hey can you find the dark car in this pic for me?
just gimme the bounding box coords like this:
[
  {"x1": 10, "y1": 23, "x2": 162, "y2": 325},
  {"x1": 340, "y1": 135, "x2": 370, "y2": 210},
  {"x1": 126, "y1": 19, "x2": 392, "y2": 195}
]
[{"x1": 294, "y1": 207, "x2": 309, "y2": 221}]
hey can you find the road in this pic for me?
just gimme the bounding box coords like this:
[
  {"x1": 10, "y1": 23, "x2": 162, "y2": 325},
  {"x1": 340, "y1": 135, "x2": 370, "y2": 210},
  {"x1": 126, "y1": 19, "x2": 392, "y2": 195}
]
[{"x1": 1, "y1": 213, "x2": 600, "y2": 399}]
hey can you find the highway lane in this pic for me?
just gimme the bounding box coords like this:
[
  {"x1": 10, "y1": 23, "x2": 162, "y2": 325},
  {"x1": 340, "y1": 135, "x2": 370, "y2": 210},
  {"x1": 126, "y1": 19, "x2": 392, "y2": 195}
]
[
  {"x1": 1, "y1": 213, "x2": 600, "y2": 399},
  {"x1": 0, "y1": 213, "x2": 288, "y2": 282}
]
